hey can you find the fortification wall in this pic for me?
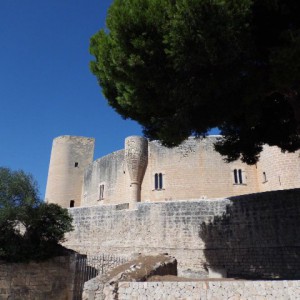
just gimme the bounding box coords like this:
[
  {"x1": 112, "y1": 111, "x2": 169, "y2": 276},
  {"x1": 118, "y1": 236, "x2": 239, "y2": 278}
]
[
  {"x1": 64, "y1": 189, "x2": 300, "y2": 279},
  {"x1": 45, "y1": 135, "x2": 300, "y2": 208},
  {"x1": 82, "y1": 150, "x2": 129, "y2": 206},
  {"x1": 45, "y1": 136, "x2": 95, "y2": 208},
  {"x1": 81, "y1": 136, "x2": 262, "y2": 206},
  {"x1": 257, "y1": 145, "x2": 300, "y2": 192},
  {"x1": 142, "y1": 137, "x2": 259, "y2": 202}
]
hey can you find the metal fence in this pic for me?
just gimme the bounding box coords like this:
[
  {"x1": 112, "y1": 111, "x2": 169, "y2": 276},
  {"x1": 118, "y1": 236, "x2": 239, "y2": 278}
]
[
  {"x1": 72, "y1": 253, "x2": 128, "y2": 300},
  {"x1": 87, "y1": 253, "x2": 128, "y2": 275}
]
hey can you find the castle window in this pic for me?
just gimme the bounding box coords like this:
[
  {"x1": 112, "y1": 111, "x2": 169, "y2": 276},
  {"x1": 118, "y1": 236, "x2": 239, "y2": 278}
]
[
  {"x1": 70, "y1": 200, "x2": 75, "y2": 207},
  {"x1": 238, "y1": 169, "x2": 243, "y2": 184},
  {"x1": 99, "y1": 184, "x2": 104, "y2": 200},
  {"x1": 263, "y1": 172, "x2": 267, "y2": 183},
  {"x1": 233, "y1": 169, "x2": 244, "y2": 184},
  {"x1": 154, "y1": 173, "x2": 163, "y2": 190},
  {"x1": 74, "y1": 162, "x2": 78, "y2": 167}
]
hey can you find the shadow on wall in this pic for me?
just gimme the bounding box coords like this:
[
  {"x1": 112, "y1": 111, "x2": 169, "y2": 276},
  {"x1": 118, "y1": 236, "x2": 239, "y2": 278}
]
[{"x1": 199, "y1": 189, "x2": 300, "y2": 279}]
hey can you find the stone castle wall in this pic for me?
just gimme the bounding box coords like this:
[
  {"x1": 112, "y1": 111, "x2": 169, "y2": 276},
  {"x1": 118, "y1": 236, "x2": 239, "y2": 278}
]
[
  {"x1": 0, "y1": 256, "x2": 76, "y2": 300},
  {"x1": 45, "y1": 135, "x2": 300, "y2": 208},
  {"x1": 257, "y1": 145, "x2": 300, "y2": 192},
  {"x1": 64, "y1": 188, "x2": 300, "y2": 279},
  {"x1": 141, "y1": 137, "x2": 259, "y2": 202},
  {"x1": 82, "y1": 150, "x2": 129, "y2": 206},
  {"x1": 81, "y1": 136, "x2": 268, "y2": 207}
]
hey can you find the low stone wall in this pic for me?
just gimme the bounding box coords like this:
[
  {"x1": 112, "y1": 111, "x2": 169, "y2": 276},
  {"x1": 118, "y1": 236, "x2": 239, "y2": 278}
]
[
  {"x1": 118, "y1": 280, "x2": 300, "y2": 299},
  {"x1": 0, "y1": 255, "x2": 76, "y2": 300},
  {"x1": 65, "y1": 189, "x2": 300, "y2": 279}
]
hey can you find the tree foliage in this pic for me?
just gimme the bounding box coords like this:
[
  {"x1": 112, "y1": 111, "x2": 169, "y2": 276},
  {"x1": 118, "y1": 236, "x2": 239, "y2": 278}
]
[
  {"x1": 90, "y1": 0, "x2": 300, "y2": 164},
  {"x1": 0, "y1": 167, "x2": 73, "y2": 262}
]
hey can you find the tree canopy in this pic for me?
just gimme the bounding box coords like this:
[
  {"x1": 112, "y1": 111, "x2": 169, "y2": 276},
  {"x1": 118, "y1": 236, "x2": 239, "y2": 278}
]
[
  {"x1": 0, "y1": 167, "x2": 73, "y2": 262},
  {"x1": 90, "y1": 0, "x2": 300, "y2": 164}
]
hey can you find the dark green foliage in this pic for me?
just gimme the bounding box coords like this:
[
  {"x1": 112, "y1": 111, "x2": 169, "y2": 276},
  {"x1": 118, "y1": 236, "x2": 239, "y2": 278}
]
[
  {"x1": 0, "y1": 167, "x2": 73, "y2": 262},
  {"x1": 90, "y1": 0, "x2": 300, "y2": 164}
]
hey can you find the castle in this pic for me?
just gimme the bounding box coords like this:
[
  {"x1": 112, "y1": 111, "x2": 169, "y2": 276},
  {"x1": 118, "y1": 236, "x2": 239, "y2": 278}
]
[
  {"x1": 45, "y1": 135, "x2": 300, "y2": 209},
  {"x1": 44, "y1": 135, "x2": 300, "y2": 280},
  {"x1": 3, "y1": 134, "x2": 300, "y2": 300}
]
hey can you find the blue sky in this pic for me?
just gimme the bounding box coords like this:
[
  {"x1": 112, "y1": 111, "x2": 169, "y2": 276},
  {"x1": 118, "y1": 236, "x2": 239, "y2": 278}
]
[
  {"x1": 0, "y1": 0, "x2": 143, "y2": 198},
  {"x1": 0, "y1": 1, "x2": 219, "y2": 199}
]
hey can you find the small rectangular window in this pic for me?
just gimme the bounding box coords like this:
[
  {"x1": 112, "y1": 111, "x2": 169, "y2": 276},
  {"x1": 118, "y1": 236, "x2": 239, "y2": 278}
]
[
  {"x1": 154, "y1": 173, "x2": 163, "y2": 190},
  {"x1": 238, "y1": 169, "x2": 243, "y2": 184},
  {"x1": 99, "y1": 184, "x2": 104, "y2": 200},
  {"x1": 234, "y1": 169, "x2": 238, "y2": 184},
  {"x1": 159, "y1": 173, "x2": 163, "y2": 189},
  {"x1": 155, "y1": 173, "x2": 158, "y2": 190},
  {"x1": 74, "y1": 162, "x2": 79, "y2": 167},
  {"x1": 262, "y1": 172, "x2": 267, "y2": 183},
  {"x1": 70, "y1": 200, "x2": 75, "y2": 207}
]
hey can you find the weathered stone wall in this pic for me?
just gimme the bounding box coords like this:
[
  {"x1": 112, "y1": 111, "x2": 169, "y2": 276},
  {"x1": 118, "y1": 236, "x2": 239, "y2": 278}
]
[
  {"x1": 257, "y1": 144, "x2": 300, "y2": 192},
  {"x1": 64, "y1": 189, "x2": 300, "y2": 279},
  {"x1": 82, "y1": 150, "x2": 129, "y2": 206},
  {"x1": 81, "y1": 136, "x2": 264, "y2": 207},
  {"x1": 200, "y1": 190, "x2": 300, "y2": 279},
  {"x1": 46, "y1": 135, "x2": 300, "y2": 207},
  {"x1": 117, "y1": 280, "x2": 300, "y2": 299},
  {"x1": 81, "y1": 136, "x2": 300, "y2": 207},
  {"x1": 0, "y1": 255, "x2": 76, "y2": 300},
  {"x1": 142, "y1": 137, "x2": 259, "y2": 202}
]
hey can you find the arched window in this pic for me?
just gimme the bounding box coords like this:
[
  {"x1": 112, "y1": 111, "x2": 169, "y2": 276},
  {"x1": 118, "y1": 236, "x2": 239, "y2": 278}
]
[
  {"x1": 70, "y1": 200, "x2": 75, "y2": 208},
  {"x1": 154, "y1": 173, "x2": 163, "y2": 190}
]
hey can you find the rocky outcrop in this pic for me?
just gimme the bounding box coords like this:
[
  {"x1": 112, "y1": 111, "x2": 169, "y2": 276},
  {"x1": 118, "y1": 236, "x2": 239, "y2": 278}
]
[{"x1": 82, "y1": 254, "x2": 177, "y2": 300}]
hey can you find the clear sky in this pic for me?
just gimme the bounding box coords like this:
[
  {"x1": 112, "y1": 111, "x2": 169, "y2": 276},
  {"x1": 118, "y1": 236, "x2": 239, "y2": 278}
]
[{"x1": 0, "y1": 0, "x2": 143, "y2": 198}]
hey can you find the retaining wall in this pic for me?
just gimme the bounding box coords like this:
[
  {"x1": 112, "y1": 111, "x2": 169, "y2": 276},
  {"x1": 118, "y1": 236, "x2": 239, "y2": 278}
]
[
  {"x1": 117, "y1": 280, "x2": 300, "y2": 299},
  {"x1": 0, "y1": 255, "x2": 76, "y2": 300},
  {"x1": 64, "y1": 189, "x2": 300, "y2": 279}
]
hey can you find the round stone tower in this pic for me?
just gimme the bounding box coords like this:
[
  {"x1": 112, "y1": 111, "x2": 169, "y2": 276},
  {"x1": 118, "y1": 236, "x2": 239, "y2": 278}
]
[
  {"x1": 45, "y1": 135, "x2": 95, "y2": 208},
  {"x1": 125, "y1": 136, "x2": 148, "y2": 208}
]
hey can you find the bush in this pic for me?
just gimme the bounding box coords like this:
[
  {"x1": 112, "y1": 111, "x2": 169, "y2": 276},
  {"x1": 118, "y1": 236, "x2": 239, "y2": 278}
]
[{"x1": 0, "y1": 167, "x2": 73, "y2": 262}]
